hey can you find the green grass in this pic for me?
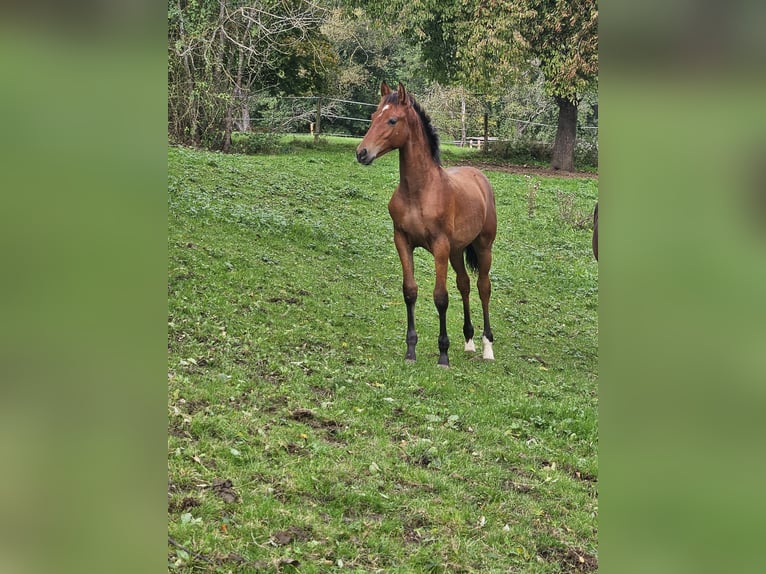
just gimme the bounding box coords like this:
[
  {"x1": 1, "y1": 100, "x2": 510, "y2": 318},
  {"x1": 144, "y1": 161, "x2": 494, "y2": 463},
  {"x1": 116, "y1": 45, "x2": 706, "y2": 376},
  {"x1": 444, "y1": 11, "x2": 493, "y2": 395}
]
[{"x1": 168, "y1": 139, "x2": 598, "y2": 573}]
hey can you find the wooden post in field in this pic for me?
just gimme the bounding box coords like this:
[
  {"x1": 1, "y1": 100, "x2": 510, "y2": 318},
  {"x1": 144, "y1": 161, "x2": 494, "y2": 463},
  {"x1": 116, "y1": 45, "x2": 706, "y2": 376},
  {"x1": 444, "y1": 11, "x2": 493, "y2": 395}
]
[
  {"x1": 483, "y1": 112, "x2": 489, "y2": 153},
  {"x1": 315, "y1": 97, "x2": 321, "y2": 142},
  {"x1": 460, "y1": 96, "x2": 467, "y2": 147}
]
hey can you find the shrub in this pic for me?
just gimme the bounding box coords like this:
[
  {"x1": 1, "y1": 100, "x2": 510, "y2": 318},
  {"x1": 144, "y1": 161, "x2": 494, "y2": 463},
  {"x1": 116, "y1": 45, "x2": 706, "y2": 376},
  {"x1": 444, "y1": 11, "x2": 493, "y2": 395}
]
[{"x1": 230, "y1": 132, "x2": 286, "y2": 155}]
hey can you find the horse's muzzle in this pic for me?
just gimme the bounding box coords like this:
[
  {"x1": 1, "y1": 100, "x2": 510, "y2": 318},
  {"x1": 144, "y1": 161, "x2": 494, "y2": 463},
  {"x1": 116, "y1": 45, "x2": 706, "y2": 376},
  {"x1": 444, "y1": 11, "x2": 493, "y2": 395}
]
[{"x1": 356, "y1": 147, "x2": 373, "y2": 165}]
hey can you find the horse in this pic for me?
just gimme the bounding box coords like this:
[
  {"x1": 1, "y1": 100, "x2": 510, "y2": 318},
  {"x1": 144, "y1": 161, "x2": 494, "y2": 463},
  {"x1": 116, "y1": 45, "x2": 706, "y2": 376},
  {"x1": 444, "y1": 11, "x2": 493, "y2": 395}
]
[
  {"x1": 356, "y1": 81, "x2": 497, "y2": 367},
  {"x1": 592, "y1": 202, "x2": 598, "y2": 261}
]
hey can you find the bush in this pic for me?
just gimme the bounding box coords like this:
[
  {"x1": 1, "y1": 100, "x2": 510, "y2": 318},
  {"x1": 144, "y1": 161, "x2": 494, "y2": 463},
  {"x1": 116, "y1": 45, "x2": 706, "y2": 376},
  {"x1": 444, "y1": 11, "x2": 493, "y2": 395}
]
[
  {"x1": 230, "y1": 132, "x2": 286, "y2": 155},
  {"x1": 574, "y1": 139, "x2": 599, "y2": 169},
  {"x1": 487, "y1": 138, "x2": 598, "y2": 170},
  {"x1": 487, "y1": 139, "x2": 552, "y2": 165}
]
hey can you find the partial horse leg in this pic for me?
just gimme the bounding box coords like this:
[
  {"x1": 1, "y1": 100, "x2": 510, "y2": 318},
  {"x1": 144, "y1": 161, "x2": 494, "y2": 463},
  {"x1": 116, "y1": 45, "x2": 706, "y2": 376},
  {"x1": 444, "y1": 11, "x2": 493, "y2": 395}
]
[
  {"x1": 394, "y1": 231, "x2": 418, "y2": 362},
  {"x1": 450, "y1": 251, "x2": 475, "y2": 352},
  {"x1": 433, "y1": 240, "x2": 451, "y2": 367},
  {"x1": 476, "y1": 245, "x2": 494, "y2": 360}
]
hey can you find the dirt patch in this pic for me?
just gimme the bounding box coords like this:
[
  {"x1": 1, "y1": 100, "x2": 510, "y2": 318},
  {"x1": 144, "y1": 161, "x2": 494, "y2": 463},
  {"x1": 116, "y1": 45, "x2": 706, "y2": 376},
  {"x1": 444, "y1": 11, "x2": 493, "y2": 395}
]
[
  {"x1": 447, "y1": 160, "x2": 598, "y2": 179},
  {"x1": 570, "y1": 468, "x2": 597, "y2": 483},
  {"x1": 403, "y1": 514, "x2": 433, "y2": 544},
  {"x1": 168, "y1": 421, "x2": 189, "y2": 439},
  {"x1": 211, "y1": 478, "x2": 238, "y2": 503},
  {"x1": 271, "y1": 525, "x2": 313, "y2": 546},
  {"x1": 285, "y1": 442, "x2": 309, "y2": 455},
  {"x1": 168, "y1": 496, "x2": 201, "y2": 513},
  {"x1": 289, "y1": 407, "x2": 346, "y2": 443},
  {"x1": 322, "y1": 426, "x2": 346, "y2": 445},
  {"x1": 503, "y1": 479, "x2": 536, "y2": 494},
  {"x1": 268, "y1": 296, "x2": 301, "y2": 305},
  {"x1": 168, "y1": 478, "x2": 194, "y2": 494},
  {"x1": 538, "y1": 546, "x2": 598, "y2": 572},
  {"x1": 181, "y1": 398, "x2": 209, "y2": 414},
  {"x1": 559, "y1": 461, "x2": 598, "y2": 483},
  {"x1": 289, "y1": 407, "x2": 316, "y2": 421}
]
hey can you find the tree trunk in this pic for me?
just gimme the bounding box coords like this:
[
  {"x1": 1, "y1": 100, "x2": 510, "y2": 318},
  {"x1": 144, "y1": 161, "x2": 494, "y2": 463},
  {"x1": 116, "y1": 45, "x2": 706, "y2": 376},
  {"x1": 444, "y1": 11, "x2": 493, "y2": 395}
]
[
  {"x1": 551, "y1": 96, "x2": 578, "y2": 172},
  {"x1": 233, "y1": 21, "x2": 251, "y2": 133},
  {"x1": 223, "y1": 102, "x2": 233, "y2": 153},
  {"x1": 238, "y1": 88, "x2": 250, "y2": 132},
  {"x1": 214, "y1": 0, "x2": 227, "y2": 150},
  {"x1": 175, "y1": 0, "x2": 198, "y2": 144}
]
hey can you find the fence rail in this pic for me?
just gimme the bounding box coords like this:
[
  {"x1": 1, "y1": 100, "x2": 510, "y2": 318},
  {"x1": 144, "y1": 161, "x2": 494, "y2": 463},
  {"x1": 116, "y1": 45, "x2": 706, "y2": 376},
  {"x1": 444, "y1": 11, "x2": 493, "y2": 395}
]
[
  {"x1": 273, "y1": 95, "x2": 597, "y2": 131},
  {"x1": 238, "y1": 95, "x2": 597, "y2": 161}
]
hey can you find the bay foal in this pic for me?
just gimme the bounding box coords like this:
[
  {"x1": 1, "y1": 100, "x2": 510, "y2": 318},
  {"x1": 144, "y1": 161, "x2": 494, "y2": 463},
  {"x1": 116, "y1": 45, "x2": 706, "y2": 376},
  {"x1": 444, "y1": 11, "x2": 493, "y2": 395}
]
[{"x1": 356, "y1": 82, "x2": 497, "y2": 367}]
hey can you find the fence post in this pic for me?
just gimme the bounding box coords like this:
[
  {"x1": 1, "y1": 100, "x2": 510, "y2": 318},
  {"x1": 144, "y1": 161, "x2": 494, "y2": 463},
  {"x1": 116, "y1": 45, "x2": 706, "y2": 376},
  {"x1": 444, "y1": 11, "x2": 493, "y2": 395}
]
[
  {"x1": 483, "y1": 113, "x2": 488, "y2": 153},
  {"x1": 460, "y1": 96, "x2": 467, "y2": 147},
  {"x1": 314, "y1": 97, "x2": 321, "y2": 142}
]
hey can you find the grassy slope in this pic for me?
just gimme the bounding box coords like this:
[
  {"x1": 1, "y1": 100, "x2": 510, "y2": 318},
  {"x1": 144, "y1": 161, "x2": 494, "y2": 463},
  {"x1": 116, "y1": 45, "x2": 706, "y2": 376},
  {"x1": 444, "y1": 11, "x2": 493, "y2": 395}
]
[{"x1": 168, "y1": 139, "x2": 598, "y2": 573}]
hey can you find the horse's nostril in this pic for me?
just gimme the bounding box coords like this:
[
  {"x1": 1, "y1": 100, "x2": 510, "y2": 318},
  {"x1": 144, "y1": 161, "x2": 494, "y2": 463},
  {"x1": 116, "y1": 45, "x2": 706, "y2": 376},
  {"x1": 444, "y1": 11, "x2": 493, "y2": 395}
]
[{"x1": 357, "y1": 148, "x2": 367, "y2": 161}]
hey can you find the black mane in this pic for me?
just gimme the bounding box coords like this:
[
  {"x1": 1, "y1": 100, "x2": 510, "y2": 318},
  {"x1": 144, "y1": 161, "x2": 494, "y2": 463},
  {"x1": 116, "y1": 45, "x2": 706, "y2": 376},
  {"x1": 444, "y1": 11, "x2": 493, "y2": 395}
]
[{"x1": 383, "y1": 92, "x2": 441, "y2": 166}]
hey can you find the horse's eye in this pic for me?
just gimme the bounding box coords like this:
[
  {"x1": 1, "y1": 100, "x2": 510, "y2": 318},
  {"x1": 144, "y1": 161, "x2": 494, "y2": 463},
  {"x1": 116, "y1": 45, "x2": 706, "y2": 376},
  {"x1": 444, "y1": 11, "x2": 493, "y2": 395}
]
[{"x1": 388, "y1": 117, "x2": 398, "y2": 125}]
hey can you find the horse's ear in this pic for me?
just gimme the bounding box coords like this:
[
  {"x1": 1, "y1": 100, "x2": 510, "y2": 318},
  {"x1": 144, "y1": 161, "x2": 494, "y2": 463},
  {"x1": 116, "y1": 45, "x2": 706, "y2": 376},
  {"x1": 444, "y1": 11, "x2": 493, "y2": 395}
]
[
  {"x1": 380, "y1": 81, "x2": 391, "y2": 97},
  {"x1": 397, "y1": 82, "x2": 408, "y2": 105}
]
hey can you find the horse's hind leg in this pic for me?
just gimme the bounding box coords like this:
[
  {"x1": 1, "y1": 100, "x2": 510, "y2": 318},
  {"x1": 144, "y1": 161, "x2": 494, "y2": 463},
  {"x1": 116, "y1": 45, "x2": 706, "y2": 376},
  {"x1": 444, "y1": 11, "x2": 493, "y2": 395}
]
[
  {"x1": 450, "y1": 252, "x2": 475, "y2": 352},
  {"x1": 476, "y1": 246, "x2": 494, "y2": 360},
  {"x1": 433, "y1": 240, "x2": 452, "y2": 367}
]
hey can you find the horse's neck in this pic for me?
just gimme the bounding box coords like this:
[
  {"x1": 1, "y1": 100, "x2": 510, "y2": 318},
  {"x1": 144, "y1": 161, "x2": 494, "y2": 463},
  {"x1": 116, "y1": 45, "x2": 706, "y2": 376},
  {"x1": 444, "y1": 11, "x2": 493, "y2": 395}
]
[{"x1": 398, "y1": 133, "x2": 440, "y2": 194}]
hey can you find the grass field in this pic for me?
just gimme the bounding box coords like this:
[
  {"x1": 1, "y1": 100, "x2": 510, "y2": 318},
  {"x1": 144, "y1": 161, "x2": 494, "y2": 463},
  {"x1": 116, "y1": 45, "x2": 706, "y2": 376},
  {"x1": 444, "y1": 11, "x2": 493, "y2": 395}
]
[{"x1": 168, "y1": 137, "x2": 598, "y2": 573}]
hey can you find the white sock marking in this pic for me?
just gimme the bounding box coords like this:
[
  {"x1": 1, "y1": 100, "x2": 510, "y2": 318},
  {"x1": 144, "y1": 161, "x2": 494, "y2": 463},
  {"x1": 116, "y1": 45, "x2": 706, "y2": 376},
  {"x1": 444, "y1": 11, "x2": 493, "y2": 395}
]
[
  {"x1": 482, "y1": 336, "x2": 494, "y2": 360},
  {"x1": 464, "y1": 339, "x2": 476, "y2": 352}
]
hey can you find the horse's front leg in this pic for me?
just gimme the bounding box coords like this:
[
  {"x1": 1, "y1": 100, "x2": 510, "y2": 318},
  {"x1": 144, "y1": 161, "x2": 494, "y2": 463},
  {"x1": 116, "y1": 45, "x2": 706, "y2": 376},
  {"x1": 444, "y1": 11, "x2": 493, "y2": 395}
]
[
  {"x1": 393, "y1": 230, "x2": 418, "y2": 362},
  {"x1": 432, "y1": 240, "x2": 451, "y2": 367}
]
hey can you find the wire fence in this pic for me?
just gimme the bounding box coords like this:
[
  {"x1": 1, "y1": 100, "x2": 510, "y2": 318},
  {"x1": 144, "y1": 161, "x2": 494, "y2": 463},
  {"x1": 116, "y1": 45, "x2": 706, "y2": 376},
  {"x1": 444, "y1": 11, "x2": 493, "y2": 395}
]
[{"x1": 236, "y1": 94, "x2": 598, "y2": 163}]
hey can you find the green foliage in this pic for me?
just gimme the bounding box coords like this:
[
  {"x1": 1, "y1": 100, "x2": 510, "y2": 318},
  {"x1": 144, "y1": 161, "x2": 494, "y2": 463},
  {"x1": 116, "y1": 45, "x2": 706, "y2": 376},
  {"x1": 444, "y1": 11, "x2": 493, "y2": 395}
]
[
  {"x1": 230, "y1": 132, "x2": 287, "y2": 155},
  {"x1": 523, "y1": 0, "x2": 598, "y2": 102},
  {"x1": 168, "y1": 142, "x2": 598, "y2": 571},
  {"x1": 488, "y1": 139, "x2": 553, "y2": 165},
  {"x1": 168, "y1": 0, "x2": 337, "y2": 148}
]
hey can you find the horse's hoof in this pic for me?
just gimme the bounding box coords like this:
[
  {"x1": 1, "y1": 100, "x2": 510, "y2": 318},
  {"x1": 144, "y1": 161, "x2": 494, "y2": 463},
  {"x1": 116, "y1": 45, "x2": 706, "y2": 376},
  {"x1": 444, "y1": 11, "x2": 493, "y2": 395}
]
[
  {"x1": 437, "y1": 362, "x2": 450, "y2": 369},
  {"x1": 464, "y1": 339, "x2": 476, "y2": 352}
]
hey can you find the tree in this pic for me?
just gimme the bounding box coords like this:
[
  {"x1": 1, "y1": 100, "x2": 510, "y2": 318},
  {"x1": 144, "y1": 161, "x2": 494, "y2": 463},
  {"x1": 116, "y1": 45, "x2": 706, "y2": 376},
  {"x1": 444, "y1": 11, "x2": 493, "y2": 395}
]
[
  {"x1": 313, "y1": 6, "x2": 424, "y2": 136},
  {"x1": 355, "y1": 0, "x2": 598, "y2": 171},
  {"x1": 520, "y1": 0, "x2": 598, "y2": 171},
  {"x1": 168, "y1": 0, "x2": 335, "y2": 150}
]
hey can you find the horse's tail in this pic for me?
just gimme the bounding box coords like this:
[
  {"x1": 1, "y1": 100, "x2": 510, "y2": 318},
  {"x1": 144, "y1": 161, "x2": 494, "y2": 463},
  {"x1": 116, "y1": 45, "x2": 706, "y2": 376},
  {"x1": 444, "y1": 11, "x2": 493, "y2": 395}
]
[{"x1": 464, "y1": 244, "x2": 480, "y2": 273}]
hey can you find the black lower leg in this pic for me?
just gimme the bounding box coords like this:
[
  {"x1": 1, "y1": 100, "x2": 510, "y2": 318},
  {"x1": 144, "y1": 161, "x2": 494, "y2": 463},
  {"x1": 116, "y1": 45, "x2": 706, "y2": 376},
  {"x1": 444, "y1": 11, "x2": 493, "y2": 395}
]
[
  {"x1": 482, "y1": 310, "x2": 493, "y2": 343},
  {"x1": 463, "y1": 304, "x2": 474, "y2": 343},
  {"x1": 404, "y1": 287, "x2": 418, "y2": 361},
  {"x1": 435, "y1": 292, "x2": 450, "y2": 366}
]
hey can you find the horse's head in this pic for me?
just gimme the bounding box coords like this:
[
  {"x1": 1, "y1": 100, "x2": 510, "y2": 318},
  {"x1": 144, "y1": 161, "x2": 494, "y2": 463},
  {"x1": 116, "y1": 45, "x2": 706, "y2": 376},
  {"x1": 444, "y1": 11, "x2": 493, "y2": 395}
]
[{"x1": 356, "y1": 81, "x2": 412, "y2": 165}]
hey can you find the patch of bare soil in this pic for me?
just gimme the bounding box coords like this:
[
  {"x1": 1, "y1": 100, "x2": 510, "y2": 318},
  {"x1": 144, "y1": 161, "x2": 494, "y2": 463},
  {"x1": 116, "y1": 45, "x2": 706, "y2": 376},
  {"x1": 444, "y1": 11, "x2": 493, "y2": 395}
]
[
  {"x1": 289, "y1": 407, "x2": 346, "y2": 444},
  {"x1": 539, "y1": 546, "x2": 598, "y2": 572},
  {"x1": 271, "y1": 525, "x2": 313, "y2": 546},
  {"x1": 168, "y1": 496, "x2": 201, "y2": 513},
  {"x1": 211, "y1": 478, "x2": 238, "y2": 503}
]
